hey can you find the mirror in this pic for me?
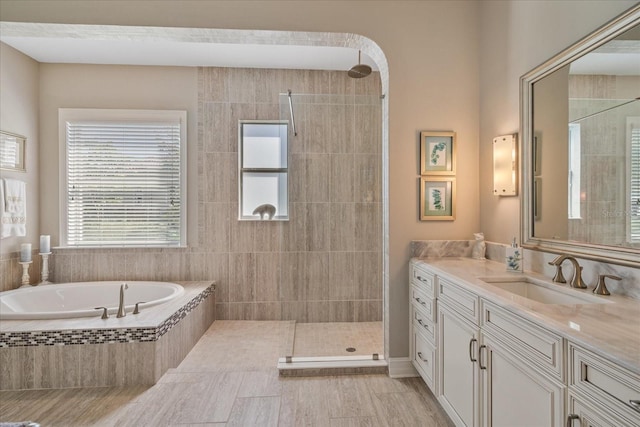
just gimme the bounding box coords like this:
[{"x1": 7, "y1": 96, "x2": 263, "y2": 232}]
[{"x1": 521, "y1": 4, "x2": 640, "y2": 267}]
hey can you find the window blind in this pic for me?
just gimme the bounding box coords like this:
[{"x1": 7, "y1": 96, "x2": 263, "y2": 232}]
[
  {"x1": 65, "y1": 120, "x2": 182, "y2": 246},
  {"x1": 631, "y1": 126, "x2": 640, "y2": 242}
]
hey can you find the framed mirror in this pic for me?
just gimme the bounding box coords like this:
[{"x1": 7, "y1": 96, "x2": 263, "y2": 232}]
[
  {"x1": 520, "y1": 4, "x2": 640, "y2": 267},
  {"x1": 0, "y1": 130, "x2": 26, "y2": 172}
]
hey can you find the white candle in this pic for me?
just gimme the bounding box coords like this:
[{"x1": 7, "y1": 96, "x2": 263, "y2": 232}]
[
  {"x1": 40, "y1": 235, "x2": 51, "y2": 254},
  {"x1": 20, "y1": 243, "x2": 32, "y2": 262}
]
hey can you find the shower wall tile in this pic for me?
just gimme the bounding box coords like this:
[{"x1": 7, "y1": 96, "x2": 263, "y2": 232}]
[
  {"x1": 216, "y1": 303, "x2": 230, "y2": 320},
  {"x1": 254, "y1": 302, "x2": 281, "y2": 320},
  {"x1": 354, "y1": 105, "x2": 382, "y2": 154},
  {"x1": 281, "y1": 301, "x2": 307, "y2": 322},
  {"x1": 256, "y1": 103, "x2": 281, "y2": 121},
  {"x1": 329, "y1": 252, "x2": 356, "y2": 300},
  {"x1": 255, "y1": 221, "x2": 283, "y2": 253},
  {"x1": 329, "y1": 104, "x2": 355, "y2": 154},
  {"x1": 355, "y1": 154, "x2": 381, "y2": 203},
  {"x1": 330, "y1": 203, "x2": 356, "y2": 252},
  {"x1": 203, "y1": 202, "x2": 230, "y2": 253},
  {"x1": 255, "y1": 68, "x2": 284, "y2": 104},
  {"x1": 229, "y1": 103, "x2": 257, "y2": 152},
  {"x1": 229, "y1": 204, "x2": 256, "y2": 253},
  {"x1": 229, "y1": 253, "x2": 256, "y2": 302},
  {"x1": 355, "y1": 203, "x2": 381, "y2": 252},
  {"x1": 279, "y1": 252, "x2": 305, "y2": 301},
  {"x1": 306, "y1": 301, "x2": 331, "y2": 323},
  {"x1": 305, "y1": 203, "x2": 330, "y2": 252},
  {"x1": 200, "y1": 67, "x2": 229, "y2": 102},
  {"x1": 304, "y1": 251, "x2": 329, "y2": 301},
  {"x1": 355, "y1": 300, "x2": 383, "y2": 322},
  {"x1": 330, "y1": 154, "x2": 355, "y2": 202},
  {"x1": 329, "y1": 72, "x2": 355, "y2": 96},
  {"x1": 255, "y1": 252, "x2": 280, "y2": 302},
  {"x1": 203, "y1": 102, "x2": 230, "y2": 153},
  {"x1": 204, "y1": 152, "x2": 235, "y2": 203},
  {"x1": 281, "y1": 203, "x2": 307, "y2": 252},
  {"x1": 329, "y1": 301, "x2": 356, "y2": 322},
  {"x1": 229, "y1": 302, "x2": 255, "y2": 320},
  {"x1": 228, "y1": 68, "x2": 257, "y2": 104},
  {"x1": 354, "y1": 252, "x2": 382, "y2": 300},
  {"x1": 305, "y1": 104, "x2": 332, "y2": 154}
]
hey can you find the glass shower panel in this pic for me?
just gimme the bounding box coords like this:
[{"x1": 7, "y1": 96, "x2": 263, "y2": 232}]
[{"x1": 277, "y1": 92, "x2": 383, "y2": 360}]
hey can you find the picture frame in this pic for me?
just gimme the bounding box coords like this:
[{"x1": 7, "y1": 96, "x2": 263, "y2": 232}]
[
  {"x1": 420, "y1": 131, "x2": 456, "y2": 175},
  {"x1": 0, "y1": 130, "x2": 26, "y2": 172},
  {"x1": 420, "y1": 176, "x2": 456, "y2": 221}
]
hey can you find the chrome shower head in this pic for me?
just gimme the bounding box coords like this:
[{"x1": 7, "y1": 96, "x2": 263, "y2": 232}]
[{"x1": 348, "y1": 50, "x2": 372, "y2": 78}]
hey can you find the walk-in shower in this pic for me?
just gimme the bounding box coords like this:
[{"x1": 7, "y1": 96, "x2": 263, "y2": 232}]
[{"x1": 277, "y1": 90, "x2": 384, "y2": 368}]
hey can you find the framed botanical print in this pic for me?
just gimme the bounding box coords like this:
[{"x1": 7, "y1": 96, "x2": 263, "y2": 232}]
[
  {"x1": 420, "y1": 176, "x2": 456, "y2": 221},
  {"x1": 420, "y1": 131, "x2": 456, "y2": 175}
]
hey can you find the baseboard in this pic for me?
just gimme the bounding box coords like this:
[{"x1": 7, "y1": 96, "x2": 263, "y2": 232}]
[{"x1": 388, "y1": 357, "x2": 419, "y2": 378}]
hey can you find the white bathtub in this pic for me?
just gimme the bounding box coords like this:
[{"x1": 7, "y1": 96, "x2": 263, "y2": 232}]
[{"x1": 0, "y1": 281, "x2": 185, "y2": 320}]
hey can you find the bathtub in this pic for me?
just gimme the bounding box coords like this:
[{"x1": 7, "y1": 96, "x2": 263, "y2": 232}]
[{"x1": 0, "y1": 281, "x2": 185, "y2": 320}]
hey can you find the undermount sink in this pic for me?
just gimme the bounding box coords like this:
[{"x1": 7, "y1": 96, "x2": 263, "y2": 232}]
[{"x1": 478, "y1": 276, "x2": 611, "y2": 305}]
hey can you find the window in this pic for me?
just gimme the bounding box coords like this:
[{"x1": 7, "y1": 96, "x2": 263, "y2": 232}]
[
  {"x1": 238, "y1": 121, "x2": 288, "y2": 220},
  {"x1": 59, "y1": 109, "x2": 187, "y2": 247},
  {"x1": 568, "y1": 123, "x2": 581, "y2": 219},
  {"x1": 629, "y1": 117, "x2": 640, "y2": 243}
]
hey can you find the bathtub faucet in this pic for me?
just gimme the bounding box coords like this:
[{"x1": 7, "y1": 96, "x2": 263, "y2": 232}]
[{"x1": 117, "y1": 283, "x2": 129, "y2": 318}]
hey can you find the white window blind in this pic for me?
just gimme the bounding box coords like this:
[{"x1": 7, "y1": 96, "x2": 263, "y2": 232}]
[
  {"x1": 630, "y1": 122, "x2": 640, "y2": 242},
  {"x1": 61, "y1": 109, "x2": 186, "y2": 247}
]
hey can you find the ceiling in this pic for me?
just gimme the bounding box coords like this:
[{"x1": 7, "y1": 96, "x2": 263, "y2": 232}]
[{"x1": 0, "y1": 34, "x2": 378, "y2": 71}]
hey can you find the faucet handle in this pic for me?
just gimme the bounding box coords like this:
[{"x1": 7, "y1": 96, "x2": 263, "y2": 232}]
[
  {"x1": 548, "y1": 261, "x2": 567, "y2": 283},
  {"x1": 593, "y1": 274, "x2": 622, "y2": 296},
  {"x1": 571, "y1": 266, "x2": 588, "y2": 289},
  {"x1": 133, "y1": 301, "x2": 146, "y2": 315},
  {"x1": 95, "y1": 307, "x2": 109, "y2": 319}
]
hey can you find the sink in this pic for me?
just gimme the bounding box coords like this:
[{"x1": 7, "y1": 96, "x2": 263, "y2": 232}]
[{"x1": 478, "y1": 276, "x2": 611, "y2": 305}]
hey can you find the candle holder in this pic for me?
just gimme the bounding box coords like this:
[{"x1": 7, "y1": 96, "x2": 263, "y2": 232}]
[
  {"x1": 40, "y1": 252, "x2": 52, "y2": 285},
  {"x1": 19, "y1": 261, "x2": 32, "y2": 287}
]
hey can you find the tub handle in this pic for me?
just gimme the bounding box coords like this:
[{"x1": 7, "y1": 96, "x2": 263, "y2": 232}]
[
  {"x1": 95, "y1": 307, "x2": 109, "y2": 319},
  {"x1": 133, "y1": 302, "x2": 146, "y2": 315}
]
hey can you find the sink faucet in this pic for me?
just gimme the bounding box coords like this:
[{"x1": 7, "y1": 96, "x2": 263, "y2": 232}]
[
  {"x1": 548, "y1": 255, "x2": 587, "y2": 289},
  {"x1": 117, "y1": 283, "x2": 128, "y2": 318}
]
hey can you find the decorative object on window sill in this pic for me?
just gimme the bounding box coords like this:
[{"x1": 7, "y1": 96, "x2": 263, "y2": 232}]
[
  {"x1": 0, "y1": 130, "x2": 26, "y2": 172},
  {"x1": 419, "y1": 176, "x2": 456, "y2": 221},
  {"x1": 252, "y1": 203, "x2": 276, "y2": 220}
]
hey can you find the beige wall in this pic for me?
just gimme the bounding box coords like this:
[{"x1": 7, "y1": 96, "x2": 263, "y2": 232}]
[
  {"x1": 38, "y1": 63, "x2": 199, "y2": 245},
  {"x1": 0, "y1": 43, "x2": 39, "y2": 256}
]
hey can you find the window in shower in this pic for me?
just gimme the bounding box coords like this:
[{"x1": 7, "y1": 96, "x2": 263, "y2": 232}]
[
  {"x1": 238, "y1": 121, "x2": 289, "y2": 220},
  {"x1": 60, "y1": 108, "x2": 187, "y2": 247}
]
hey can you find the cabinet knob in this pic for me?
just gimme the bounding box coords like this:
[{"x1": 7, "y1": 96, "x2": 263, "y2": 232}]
[
  {"x1": 417, "y1": 352, "x2": 428, "y2": 363},
  {"x1": 414, "y1": 297, "x2": 426, "y2": 306},
  {"x1": 566, "y1": 414, "x2": 579, "y2": 427},
  {"x1": 630, "y1": 399, "x2": 640, "y2": 413}
]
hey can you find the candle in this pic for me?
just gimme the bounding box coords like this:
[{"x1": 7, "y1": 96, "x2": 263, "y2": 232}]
[
  {"x1": 20, "y1": 243, "x2": 32, "y2": 262},
  {"x1": 40, "y1": 235, "x2": 51, "y2": 254}
]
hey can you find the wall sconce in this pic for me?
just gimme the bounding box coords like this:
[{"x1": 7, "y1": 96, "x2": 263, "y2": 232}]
[{"x1": 493, "y1": 134, "x2": 518, "y2": 196}]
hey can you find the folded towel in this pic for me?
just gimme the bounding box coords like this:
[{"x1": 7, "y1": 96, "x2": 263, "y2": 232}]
[{"x1": 1, "y1": 178, "x2": 26, "y2": 238}]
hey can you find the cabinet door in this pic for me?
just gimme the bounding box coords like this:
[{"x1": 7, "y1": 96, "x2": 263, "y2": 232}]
[
  {"x1": 438, "y1": 302, "x2": 480, "y2": 427},
  {"x1": 481, "y1": 333, "x2": 565, "y2": 427},
  {"x1": 567, "y1": 390, "x2": 636, "y2": 427}
]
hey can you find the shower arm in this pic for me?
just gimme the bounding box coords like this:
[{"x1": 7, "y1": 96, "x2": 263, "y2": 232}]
[{"x1": 288, "y1": 90, "x2": 298, "y2": 136}]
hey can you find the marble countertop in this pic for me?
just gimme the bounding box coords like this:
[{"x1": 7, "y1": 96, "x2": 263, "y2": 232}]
[
  {"x1": 412, "y1": 257, "x2": 640, "y2": 375},
  {"x1": 0, "y1": 281, "x2": 215, "y2": 333}
]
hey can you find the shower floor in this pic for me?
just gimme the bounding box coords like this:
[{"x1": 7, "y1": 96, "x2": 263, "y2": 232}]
[{"x1": 289, "y1": 321, "x2": 383, "y2": 358}]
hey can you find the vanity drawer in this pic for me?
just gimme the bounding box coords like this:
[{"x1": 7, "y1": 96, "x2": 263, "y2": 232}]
[
  {"x1": 410, "y1": 285, "x2": 435, "y2": 322},
  {"x1": 437, "y1": 276, "x2": 479, "y2": 324},
  {"x1": 411, "y1": 263, "x2": 435, "y2": 298},
  {"x1": 481, "y1": 299, "x2": 564, "y2": 381},
  {"x1": 568, "y1": 342, "x2": 640, "y2": 424},
  {"x1": 411, "y1": 302, "x2": 436, "y2": 344},
  {"x1": 412, "y1": 328, "x2": 436, "y2": 393}
]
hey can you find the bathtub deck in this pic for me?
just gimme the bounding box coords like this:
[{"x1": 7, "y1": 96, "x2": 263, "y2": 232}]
[{"x1": 0, "y1": 282, "x2": 216, "y2": 390}]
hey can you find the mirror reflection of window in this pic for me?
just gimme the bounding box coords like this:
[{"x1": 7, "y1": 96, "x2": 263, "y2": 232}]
[
  {"x1": 628, "y1": 117, "x2": 640, "y2": 243},
  {"x1": 568, "y1": 123, "x2": 582, "y2": 219}
]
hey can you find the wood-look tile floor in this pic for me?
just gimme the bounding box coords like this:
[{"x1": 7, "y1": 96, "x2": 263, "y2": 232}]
[
  {"x1": 292, "y1": 322, "x2": 383, "y2": 357},
  {"x1": 0, "y1": 321, "x2": 453, "y2": 426}
]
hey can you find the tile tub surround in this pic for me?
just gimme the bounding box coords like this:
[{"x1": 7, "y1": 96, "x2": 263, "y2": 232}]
[
  {"x1": 413, "y1": 257, "x2": 640, "y2": 375},
  {"x1": 0, "y1": 281, "x2": 215, "y2": 390}
]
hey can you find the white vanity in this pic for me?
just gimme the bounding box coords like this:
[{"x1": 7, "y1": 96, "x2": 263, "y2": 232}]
[{"x1": 409, "y1": 257, "x2": 640, "y2": 427}]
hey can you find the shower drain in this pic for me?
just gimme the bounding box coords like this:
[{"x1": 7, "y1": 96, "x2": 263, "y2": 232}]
[{"x1": 346, "y1": 347, "x2": 356, "y2": 352}]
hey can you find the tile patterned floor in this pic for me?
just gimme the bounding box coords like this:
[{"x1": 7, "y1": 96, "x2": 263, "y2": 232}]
[
  {"x1": 291, "y1": 322, "x2": 383, "y2": 357},
  {"x1": 0, "y1": 321, "x2": 453, "y2": 426}
]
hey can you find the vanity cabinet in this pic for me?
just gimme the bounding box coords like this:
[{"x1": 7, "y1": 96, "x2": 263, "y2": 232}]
[{"x1": 410, "y1": 260, "x2": 640, "y2": 427}]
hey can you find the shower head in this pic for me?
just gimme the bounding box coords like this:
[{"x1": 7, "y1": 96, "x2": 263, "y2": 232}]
[{"x1": 347, "y1": 50, "x2": 372, "y2": 78}]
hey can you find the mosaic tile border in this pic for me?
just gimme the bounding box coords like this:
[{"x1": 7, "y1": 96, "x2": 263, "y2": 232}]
[{"x1": 0, "y1": 283, "x2": 215, "y2": 348}]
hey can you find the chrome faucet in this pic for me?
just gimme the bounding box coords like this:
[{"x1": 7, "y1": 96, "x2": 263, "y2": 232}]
[
  {"x1": 548, "y1": 255, "x2": 587, "y2": 289},
  {"x1": 117, "y1": 283, "x2": 128, "y2": 318}
]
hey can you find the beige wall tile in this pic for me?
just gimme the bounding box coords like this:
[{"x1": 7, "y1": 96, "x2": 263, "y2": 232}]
[
  {"x1": 229, "y1": 68, "x2": 257, "y2": 103},
  {"x1": 229, "y1": 253, "x2": 255, "y2": 302},
  {"x1": 355, "y1": 203, "x2": 381, "y2": 252},
  {"x1": 329, "y1": 252, "x2": 356, "y2": 301},
  {"x1": 330, "y1": 154, "x2": 355, "y2": 202},
  {"x1": 330, "y1": 204, "x2": 356, "y2": 251},
  {"x1": 305, "y1": 252, "x2": 329, "y2": 301},
  {"x1": 203, "y1": 102, "x2": 230, "y2": 153},
  {"x1": 279, "y1": 252, "x2": 305, "y2": 301},
  {"x1": 255, "y1": 252, "x2": 280, "y2": 302},
  {"x1": 254, "y1": 302, "x2": 282, "y2": 320},
  {"x1": 200, "y1": 67, "x2": 229, "y2": 102},
  {"x1": 33, "y1": 344, "x2": 81, "y2": 389},
  {"x1": 229, "y1": 302, "x2": 255, "y2": 320}
]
